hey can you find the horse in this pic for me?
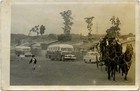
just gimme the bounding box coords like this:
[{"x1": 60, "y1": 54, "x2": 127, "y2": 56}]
[
  {"x1": 99, "y1": 39, "x2": 117, "y2": 80},
  {"x1": 118, "y1": 44, "x2": 133, "y2": 80},
  {"x1": 99, "y1": 38, "x2": 122, "y2": 81},
  {"x1": 115, "y1": 41, "x2": 123, "y2": 73},
  {"x1": 107, "y1": 43, "x2": 118, "y2": 81}
]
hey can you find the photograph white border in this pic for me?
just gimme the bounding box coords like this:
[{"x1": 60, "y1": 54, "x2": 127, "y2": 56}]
[{"x1": 1, "y1": 0, "x2": 140, "y2": 90}]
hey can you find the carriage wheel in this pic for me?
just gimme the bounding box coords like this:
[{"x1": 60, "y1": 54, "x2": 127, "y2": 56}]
[
  {"x1": 96, "y1": 55, "x2": 99, "y2": 69},
  {"x1": 99, "y1": 56, "x2": 104, "y2": 71}
]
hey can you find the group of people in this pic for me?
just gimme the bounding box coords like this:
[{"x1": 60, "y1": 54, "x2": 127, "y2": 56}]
[{"x1": 99, "y1": 37, "x2": 123, "y2": 64}]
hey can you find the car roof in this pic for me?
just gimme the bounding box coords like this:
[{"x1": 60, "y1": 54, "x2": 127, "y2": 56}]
[
  {"x1": 48, "y1": 44, "x2": 73, "y2": 48},
  {"x1": 15, "y1": 46, "x2": 30, "y2": 49},
  {"x1": 87, "y1": 51, "x2": 98, "y2": 53}
]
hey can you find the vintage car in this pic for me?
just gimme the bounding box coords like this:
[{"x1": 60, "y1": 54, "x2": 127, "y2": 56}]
[
  {"x1": 83, "y1": 51, "x2": 99, "y2": 63},
  {"x1": 24, "y1": 52, "x2": 32, "y2": 57}
]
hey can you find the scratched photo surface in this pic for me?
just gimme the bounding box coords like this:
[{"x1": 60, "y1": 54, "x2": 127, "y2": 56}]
[{"x1": 10, "y1": 3, "x2": 136, "y2": 85}]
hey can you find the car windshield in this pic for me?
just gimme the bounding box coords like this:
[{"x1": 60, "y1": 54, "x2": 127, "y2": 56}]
[
  {"x1": 61, "y1": 48, "x2": 73, "y2": 52},
  {"x1": 87, "y1": 52, "x2": 96, "y2": 56}
]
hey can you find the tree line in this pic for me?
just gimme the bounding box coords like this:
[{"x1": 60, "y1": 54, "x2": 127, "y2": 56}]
[{"x1": 28, "y1": 10, "x2": 121, "y2": 42}]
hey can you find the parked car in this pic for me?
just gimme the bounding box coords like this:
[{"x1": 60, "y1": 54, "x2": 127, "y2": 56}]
[
  {"x1": 83, "y1": 51, "x2": 99, "y2": 63},
  {"x1": 15, "y1": 46, "x2": 32, "y2": 57},
  {"x1": 24, "y1": 52, "x2": 32, "y2": 57}
]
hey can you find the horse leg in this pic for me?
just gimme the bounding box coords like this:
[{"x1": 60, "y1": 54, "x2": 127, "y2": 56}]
[
  {"x1": 124, "y1": 72, "x2": 128, "y2": 80},
  {"x1": 105, "y1": 66, "x2": 107, "y2": 71},
  {"x1": 124, "y1": 66, "x2": 128, "y2": 80},
  {"x1": 108, "y1": 66, "x2": 110, "y2": 80},
  {"x1": 122, "y1": 71, "x2": 124, "y2": 76},
  {"x1": 111, "y1": 70, "x2": 113, "y2": 78},
  {"x1": 120, "y1": 66, "x2": 124, "y2": 76},
  {"x1": 119, "y1": 65, "x2": 122, "y2": 73},
  {"x1": 116, "y1": 65, "x2": 118, "y2": 72},
  {"x1": 113, "y1": 67, "x2": 116, "y2": 81},
  {"x1": 111, "y1": 64, "x2": 114, "y2": 78},
  {"x1": 105, "y1": 66, "x2": 108, "y2": 73},
  {"x1": 124, "y1": 68, "x2": 129, "y2": 80}
]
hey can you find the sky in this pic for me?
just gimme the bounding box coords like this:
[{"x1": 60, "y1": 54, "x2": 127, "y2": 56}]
[{"x1": 11, "y1": 3, "x2": 136, "y2": 35}]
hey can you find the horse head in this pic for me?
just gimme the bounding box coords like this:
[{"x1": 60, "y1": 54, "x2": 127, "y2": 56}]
[{"x1": 125, "y1": 44, "x2": 133, "y2": 56}]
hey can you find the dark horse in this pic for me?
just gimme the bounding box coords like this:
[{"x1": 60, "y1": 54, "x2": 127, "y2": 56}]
[
  {"x1": 107, "y1": 42, "x2": 118, "y2": 81},
  {"x1": 118, "y1": 44, "x2": 133, "y2": 80},
  {"x1": 100, "y1": 39, "x2": 118, "y2": 81}
]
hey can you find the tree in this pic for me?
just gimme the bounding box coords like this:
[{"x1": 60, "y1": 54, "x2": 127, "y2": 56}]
[
  {"x1": 84, "y1": 16, "x2": 94, "y2": 36},
  {"x1": 34, "y1": 25, "x2": 40, "y2": 36},
  {"x1": 40, "y1": 25, "x2": 46, "y2": 36},
  {"x1": 60, "y1": 10, "x2": 73, "y2": 41},
  {"x1": 28, "y1": 25, "x2": 40, "y2": 36},
  {"x1": 106, "y1": 16, "x2": 121, "y2": 39},
  {"x1": 110, "y1": 16, "x2": 115, "y2": 25},
  {"x1": 60, "y1": 10, "x2": 73, "y2": 35}
]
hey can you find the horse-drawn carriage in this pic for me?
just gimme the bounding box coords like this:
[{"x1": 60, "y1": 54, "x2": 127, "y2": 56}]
[{"x1": 96, "y1": 37, "x2": 133, "y2": 81}]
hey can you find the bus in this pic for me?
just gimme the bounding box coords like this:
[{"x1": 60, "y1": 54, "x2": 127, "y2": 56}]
[
  {"x1": 46, "y1": 44, "x2": 76, "y2": 61},
  {"x1": 15, "y1": 46, "x2": 32, "y2": 57}
]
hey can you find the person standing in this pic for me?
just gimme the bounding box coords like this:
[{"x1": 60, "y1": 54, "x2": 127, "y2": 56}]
[{"x1": 29, "y1": 55, "x2": 37, "y2": 70}]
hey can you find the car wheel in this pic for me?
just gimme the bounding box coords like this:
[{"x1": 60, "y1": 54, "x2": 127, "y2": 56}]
[
  {"x1": 58, "y1": 57, "x2": 61, "y2": 61},
  {"x1": 50, "y1": 56, "x2": 54, "y2": 61},
  {"x1": 51, "y1": 58, "x2": 54, "y2": 61},
  {"x1": 84, "y1": 59, "x2": 86, "y2": 63},
  {"x1": 61, "y1": 56, "x2": 65, "y2": 61},
  {"x1": 89, "y1": 59, "x2": 91, "y2": 63}
]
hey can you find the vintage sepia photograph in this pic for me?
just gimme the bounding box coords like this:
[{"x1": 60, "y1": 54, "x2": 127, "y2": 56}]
[{"x1": 1, "y1": 0, "x2": 139, "y2": 90}]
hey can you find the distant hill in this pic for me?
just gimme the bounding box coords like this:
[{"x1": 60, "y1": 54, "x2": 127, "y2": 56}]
[
  {"x1": 10, "y1": 33, "x2": 108, "y2": 47},
  {"x1": 11, "y1": 34, "x2": 57, "y2": 46},
  {"x1": 120, "y1": 33, "x2": 135, "y2": 40},
  {"x1": 11, "y1": 34, "x2": 26, "y2": 46},
  {"x1": 11, "y1": 33, "x2": 105, "y2": 44}
]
